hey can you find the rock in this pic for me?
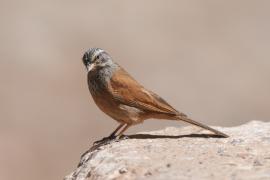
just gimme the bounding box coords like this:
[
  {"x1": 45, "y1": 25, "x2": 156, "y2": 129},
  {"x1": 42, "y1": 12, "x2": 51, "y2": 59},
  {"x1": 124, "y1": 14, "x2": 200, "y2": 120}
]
[{"x1": 64, "y1": 121, "x2": 270, "y2": 180}]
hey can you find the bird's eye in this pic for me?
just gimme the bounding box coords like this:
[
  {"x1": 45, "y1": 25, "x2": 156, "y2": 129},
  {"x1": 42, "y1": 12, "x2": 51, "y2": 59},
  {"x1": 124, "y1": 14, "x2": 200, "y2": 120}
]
[{"x1": 96, "y1": 55, "x2": 99, "y2": 59}]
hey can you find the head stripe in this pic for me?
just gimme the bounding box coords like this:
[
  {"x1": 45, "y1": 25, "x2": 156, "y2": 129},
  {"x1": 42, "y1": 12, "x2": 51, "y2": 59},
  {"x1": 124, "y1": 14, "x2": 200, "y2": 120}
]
[{"x1": 92, "y1": 49, "x2": 105, "y2": 61}]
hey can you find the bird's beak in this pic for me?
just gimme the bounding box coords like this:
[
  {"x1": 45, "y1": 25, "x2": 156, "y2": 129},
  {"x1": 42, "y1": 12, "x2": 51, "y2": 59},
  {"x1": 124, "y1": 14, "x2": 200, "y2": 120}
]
[{"x1": 87, "y1": 63, "x2": 95, "y2": 72}]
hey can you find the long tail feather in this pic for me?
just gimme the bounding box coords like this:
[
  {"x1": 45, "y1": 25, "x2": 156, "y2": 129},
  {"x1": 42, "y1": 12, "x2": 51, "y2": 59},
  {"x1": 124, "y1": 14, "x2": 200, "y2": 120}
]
[{"x1": 176, "y1": 116, "x2": 229, "y2": 138}]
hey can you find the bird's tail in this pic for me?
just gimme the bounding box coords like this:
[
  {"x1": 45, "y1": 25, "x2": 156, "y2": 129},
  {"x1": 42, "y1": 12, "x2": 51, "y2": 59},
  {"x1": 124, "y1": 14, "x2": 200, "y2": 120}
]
[{"x1": 176, "y1": 115, "x2": 229, "y2": 138}]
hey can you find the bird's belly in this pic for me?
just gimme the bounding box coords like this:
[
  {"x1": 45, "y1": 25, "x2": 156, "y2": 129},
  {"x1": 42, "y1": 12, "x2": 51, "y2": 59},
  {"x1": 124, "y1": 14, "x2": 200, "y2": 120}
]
[{"x1": 93, "y1": 95, "x2": 144, "y2": 124}]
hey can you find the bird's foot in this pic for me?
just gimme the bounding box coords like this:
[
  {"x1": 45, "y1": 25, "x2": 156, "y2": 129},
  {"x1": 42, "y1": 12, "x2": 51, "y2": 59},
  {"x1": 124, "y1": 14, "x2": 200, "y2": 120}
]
[
  {"x1": 93, "y1": 135, "x2": 116, "y2": 145},
  {"x1": 93, "y1": 134, "x2": 130, "y2": 145}
]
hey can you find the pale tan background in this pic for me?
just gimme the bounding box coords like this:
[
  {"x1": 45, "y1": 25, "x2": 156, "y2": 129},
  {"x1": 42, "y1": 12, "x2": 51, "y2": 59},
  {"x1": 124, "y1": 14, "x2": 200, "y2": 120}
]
[{"x1": 1, "y1": 0, "x2": 270, "y2": 179}]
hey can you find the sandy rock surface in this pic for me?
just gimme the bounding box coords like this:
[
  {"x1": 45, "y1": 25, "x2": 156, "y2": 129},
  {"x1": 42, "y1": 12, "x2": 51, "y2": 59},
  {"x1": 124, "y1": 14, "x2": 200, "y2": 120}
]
[{"x1": 65, "y1": 121, "x2": 270, "y2": 180}]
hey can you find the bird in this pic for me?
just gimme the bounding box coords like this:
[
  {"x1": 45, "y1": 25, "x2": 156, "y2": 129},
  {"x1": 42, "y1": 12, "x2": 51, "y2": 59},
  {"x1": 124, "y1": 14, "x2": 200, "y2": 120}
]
[{"x1": 82, "y1": 48, "x2": 228, "y2": 143}]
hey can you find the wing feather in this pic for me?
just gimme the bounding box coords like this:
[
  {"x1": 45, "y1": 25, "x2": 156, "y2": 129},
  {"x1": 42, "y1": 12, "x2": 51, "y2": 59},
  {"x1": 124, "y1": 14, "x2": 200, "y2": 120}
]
[{"x1": 109, "y1": 68, "x2": 180, "y2": 116}]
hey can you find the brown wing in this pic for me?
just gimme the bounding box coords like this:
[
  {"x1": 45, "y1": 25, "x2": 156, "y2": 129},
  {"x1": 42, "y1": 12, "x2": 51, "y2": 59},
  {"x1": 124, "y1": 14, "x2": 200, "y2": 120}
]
[{"x1": 109, "y1": 67, "x2": 181, "y2": 116}]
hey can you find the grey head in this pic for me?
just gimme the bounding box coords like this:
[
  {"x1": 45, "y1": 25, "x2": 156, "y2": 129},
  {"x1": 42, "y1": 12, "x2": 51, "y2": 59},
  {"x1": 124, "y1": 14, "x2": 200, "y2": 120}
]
[
  {"x1": 82, "y1": 48, "x2": 119, "y2": 94},
  {"x1": 82, "y1": 48, "x2": 115, "y2": 72}
]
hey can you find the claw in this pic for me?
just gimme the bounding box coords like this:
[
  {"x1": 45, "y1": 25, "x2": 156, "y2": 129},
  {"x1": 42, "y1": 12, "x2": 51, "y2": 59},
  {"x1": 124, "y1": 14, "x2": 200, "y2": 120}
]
[{"x1": 93, "y1": 135, "x2": 116, "y2": 145}]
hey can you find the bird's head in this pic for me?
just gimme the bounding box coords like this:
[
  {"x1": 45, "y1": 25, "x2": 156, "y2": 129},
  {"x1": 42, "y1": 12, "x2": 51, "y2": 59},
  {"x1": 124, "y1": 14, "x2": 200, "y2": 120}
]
[{"x1": 82, "y1": 48, "x2": 113, "y2": 72}]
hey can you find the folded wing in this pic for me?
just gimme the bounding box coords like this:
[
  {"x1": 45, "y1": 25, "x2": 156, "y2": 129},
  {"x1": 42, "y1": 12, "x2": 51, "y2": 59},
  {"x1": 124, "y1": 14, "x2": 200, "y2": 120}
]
[{"x1": 109, "y1": 68, "x2": 182, "y2": 116}]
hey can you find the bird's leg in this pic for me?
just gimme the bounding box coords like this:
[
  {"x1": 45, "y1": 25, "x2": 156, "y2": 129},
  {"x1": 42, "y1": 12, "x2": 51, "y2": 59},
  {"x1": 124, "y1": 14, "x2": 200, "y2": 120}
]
[
  {"x1": 116, "y1": 124, "x2": 131, "y2": 140},
  {"x1": 93, "y1": 124, "x2": 125, "y2": 145},
  {"x1": 108, "y1": 123, "x2": 125, "y2": 138}
]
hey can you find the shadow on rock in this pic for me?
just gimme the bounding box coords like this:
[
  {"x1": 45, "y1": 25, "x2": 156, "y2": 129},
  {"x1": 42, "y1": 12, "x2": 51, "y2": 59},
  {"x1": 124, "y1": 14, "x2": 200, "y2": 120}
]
[
  {"x1": 85, "y1": 133, "x2": 226, "y2": 156},
  {"x1": 127, "y1": 133, "x2": 226, "y2": 139}
]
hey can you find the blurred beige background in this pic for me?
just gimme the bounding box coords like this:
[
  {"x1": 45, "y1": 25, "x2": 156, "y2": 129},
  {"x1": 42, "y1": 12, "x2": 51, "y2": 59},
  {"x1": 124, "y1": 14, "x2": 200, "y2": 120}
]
[{"x1": 1, "y1": 0, "x2": 270, "y2": 179}]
